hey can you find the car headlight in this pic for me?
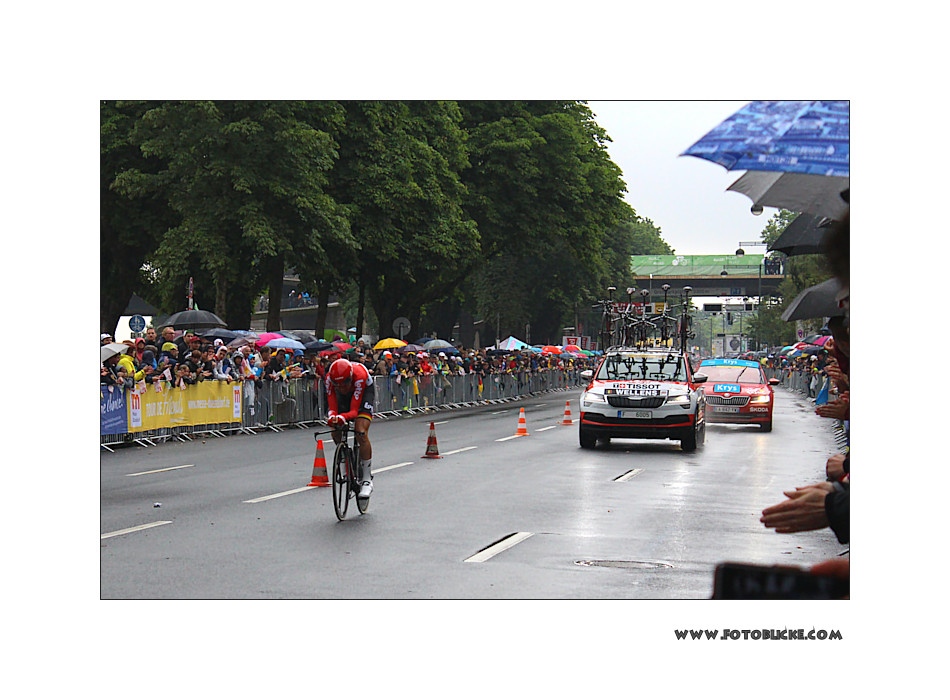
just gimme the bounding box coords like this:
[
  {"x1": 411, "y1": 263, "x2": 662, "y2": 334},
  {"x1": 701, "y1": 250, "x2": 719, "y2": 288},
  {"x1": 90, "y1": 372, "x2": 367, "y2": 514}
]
[
  {"x1": 666, "y1": 394, "x2": 690, "y2": 405},
  {"x1": 583, "y1": 389, "x2": 607, "y2": 404},
  {"x1": 750, "y1": 394, "x2": 771, "y2": 404}
]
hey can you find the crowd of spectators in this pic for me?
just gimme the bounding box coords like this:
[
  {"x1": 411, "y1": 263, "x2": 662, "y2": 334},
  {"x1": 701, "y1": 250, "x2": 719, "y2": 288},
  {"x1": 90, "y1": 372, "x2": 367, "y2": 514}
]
[
  {"x1": 759, "y1": 210, "x2": 850, "y2": 585},
  {"x1": 102, "y1": 329, "x2": 594, "y2": 400}
]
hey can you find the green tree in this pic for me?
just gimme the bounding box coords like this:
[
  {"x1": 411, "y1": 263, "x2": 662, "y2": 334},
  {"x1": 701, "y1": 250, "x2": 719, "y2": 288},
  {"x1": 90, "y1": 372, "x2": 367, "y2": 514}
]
[
  {"x1": 458, "y1": 100, "x2": 629, "y2": 343},
  {"x1": 100, "y1": 101, "x2": 178, "y2": 333},
  {"x1": 115, "y1": 101, "x2": 352, "y2": 330},
  {"x1": 326, "y1": 101, "x2": 479, "y2": 338},
  {"x1": 746, "y1": 210, "x2": 831, "y2": 347}
]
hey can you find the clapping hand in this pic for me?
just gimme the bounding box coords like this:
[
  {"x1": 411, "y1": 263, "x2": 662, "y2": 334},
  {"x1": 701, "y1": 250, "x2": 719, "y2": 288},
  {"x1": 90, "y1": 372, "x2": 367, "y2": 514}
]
[{"x1": 816, "y1": 391, "x2": 849, "y2": 420}]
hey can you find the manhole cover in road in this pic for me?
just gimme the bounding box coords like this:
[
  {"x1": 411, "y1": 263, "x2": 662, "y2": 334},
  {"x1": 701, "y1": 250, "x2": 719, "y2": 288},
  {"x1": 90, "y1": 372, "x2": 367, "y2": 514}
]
[{"x1": 574, "y1": 559, "x2": 673, "y2": 570}]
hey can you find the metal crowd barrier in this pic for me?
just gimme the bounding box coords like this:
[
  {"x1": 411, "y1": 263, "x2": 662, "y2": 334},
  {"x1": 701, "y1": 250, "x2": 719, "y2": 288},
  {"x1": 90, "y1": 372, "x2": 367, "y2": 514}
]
[
  {"x1": 101, "y1": 369, "x2": 584, "y2": 449},
  {"x1": 764, "y1": 367, "x2": 846, "y2": 445},
  {"x1": 764, "y1": 367, "x2": 827, "y2": 398}
]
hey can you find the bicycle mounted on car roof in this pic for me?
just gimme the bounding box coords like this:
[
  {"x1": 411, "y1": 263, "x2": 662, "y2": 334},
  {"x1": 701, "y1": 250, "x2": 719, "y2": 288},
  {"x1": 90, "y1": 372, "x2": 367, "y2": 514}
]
[{"x1": 593, "y1": 285, "x2": 695, "y2": 353}]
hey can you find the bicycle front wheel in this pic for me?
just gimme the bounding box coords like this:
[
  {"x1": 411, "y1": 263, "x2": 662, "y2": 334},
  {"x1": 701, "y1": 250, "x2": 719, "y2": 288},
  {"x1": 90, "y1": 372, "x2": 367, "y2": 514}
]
[{"x1": 332, "y1": 443, "x2": 350, "y2": 521}]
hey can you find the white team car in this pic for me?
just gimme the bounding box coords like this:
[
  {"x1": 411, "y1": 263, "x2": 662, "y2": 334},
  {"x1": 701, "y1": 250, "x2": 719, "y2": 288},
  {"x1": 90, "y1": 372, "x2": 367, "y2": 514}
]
[{"x1": 578, "y1": 348, "x2": 707, "y2": 451}]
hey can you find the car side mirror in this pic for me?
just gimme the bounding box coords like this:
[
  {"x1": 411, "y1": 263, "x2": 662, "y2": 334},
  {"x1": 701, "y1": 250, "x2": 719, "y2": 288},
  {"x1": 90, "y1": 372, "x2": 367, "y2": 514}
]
[
  {"x1": 769, "y1": 378, "x2": 780, "y2": 385},
  {"x1": 692, "y1": 373, "x2": 707, "y2": 383},
  {"x1": 580, "y1": 370, "x2": 593, "y2": 381}
]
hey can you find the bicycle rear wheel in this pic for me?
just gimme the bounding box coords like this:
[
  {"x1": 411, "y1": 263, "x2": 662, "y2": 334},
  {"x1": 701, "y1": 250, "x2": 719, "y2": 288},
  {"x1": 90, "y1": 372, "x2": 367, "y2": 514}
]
[{"x1": 332, "y1": 443, "x2": 350, "y2": 521}]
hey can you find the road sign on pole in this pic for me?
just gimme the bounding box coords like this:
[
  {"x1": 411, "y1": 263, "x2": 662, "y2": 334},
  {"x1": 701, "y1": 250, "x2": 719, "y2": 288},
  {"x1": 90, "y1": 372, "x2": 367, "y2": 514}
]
[
  {"x1": 393, "y1": 316, "x2": 411, "y2": 340},
  {"x1": 129, "y1": 315, "x2": 146, "y2": 333}
]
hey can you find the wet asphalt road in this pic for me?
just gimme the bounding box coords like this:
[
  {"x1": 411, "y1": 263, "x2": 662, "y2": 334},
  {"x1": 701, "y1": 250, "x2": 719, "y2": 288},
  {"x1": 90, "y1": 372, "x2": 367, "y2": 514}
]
[{"x1": 100, "y1": 386, "x2": 842, "y2": 599}]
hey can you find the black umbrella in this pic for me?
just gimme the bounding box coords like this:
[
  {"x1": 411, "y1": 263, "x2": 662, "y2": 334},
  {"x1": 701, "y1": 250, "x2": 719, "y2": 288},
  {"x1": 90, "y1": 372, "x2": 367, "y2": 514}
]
[
  {"x1": 781, "y1": 278, "x2": 845, "y2": 322},
  {"x1": 158, "y1": 309, "x2": 228, "y2": 330},
  {"x1": 769, "y1": 213, "x2": 835, "y2": 257},
  {"x1": 283, "y1": 330, "x2": 320, "y2": 344},
  {"x1": 196, "y1": 327, "x2": 240, "y2": 342},
  {"x1": 304, "y1": 339, "x2": 335, "y2": 352}
]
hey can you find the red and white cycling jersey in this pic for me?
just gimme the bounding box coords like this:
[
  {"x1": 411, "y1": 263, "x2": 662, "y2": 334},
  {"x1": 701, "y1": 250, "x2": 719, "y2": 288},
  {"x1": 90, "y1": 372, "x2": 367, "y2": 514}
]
[{"x1": 325, "y1": 362, "x2": 374, "y2": 421}]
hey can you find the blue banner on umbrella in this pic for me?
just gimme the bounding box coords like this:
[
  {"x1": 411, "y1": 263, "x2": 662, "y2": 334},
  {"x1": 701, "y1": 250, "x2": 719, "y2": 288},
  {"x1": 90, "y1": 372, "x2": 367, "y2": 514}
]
[
  {"x1": 100, "y1": 386, "x2": 128, "y2": 435},
  {"x1": 682, "y1": 101, "x2": 849, "y2": 177}
]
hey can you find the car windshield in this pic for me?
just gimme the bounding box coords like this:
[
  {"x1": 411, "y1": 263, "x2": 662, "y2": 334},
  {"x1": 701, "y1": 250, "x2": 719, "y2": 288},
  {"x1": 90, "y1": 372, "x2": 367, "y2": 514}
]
[
  {"x1": 700, "y1": 365, "x2": 765, "y2": 384},
  {"x1": 596, "y1": 353, "x2": 689, "y2": 382}
]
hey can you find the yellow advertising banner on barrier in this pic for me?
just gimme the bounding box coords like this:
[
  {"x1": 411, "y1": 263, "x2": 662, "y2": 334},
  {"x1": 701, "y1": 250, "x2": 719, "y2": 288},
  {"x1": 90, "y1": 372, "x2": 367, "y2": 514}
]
[{"x1": 127, "y1": 381, "x2": 242, "y2": 433}]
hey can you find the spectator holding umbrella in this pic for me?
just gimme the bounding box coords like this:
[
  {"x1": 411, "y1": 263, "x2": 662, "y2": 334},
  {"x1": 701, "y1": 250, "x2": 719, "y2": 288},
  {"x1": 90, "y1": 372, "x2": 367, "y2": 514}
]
[{"x1": 101, "y1": 353, "x2": 121, "y2": 385}]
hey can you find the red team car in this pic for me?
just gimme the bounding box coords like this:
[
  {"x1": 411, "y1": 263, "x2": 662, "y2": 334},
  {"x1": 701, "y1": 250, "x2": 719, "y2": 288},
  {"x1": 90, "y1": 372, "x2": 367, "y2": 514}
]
[{"x1": 698, "y1": 358, "x2": 779, "y2": 432}]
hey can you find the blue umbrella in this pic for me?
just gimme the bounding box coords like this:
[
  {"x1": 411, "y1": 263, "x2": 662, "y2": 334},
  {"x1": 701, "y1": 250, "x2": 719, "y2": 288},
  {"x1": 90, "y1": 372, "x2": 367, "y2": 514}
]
[
  {"x1": 682, "y1": 101, "x2": 849, "y2": 177},
  {"x1": 264, "y1": 337, "x2": 306, "y2": 351}
]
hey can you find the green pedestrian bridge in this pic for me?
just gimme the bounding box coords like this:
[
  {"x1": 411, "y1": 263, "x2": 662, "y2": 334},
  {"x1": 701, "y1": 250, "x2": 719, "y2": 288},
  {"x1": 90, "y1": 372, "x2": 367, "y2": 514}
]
[{"x1": 630, "y1": 254, "x2": 784, "y2": 298}]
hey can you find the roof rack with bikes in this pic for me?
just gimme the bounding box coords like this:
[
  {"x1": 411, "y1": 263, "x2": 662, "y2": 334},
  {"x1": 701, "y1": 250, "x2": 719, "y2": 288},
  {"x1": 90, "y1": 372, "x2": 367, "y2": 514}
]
[{"x1": 593, "y1": 284, "x2": 695, "y2": 353}]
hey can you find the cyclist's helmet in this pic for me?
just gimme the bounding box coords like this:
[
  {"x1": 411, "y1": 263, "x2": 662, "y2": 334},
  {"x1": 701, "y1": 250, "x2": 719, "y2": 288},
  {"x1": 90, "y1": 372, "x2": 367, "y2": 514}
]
[{"x1": 328, "y1": 358, "x2": 354, "y2": 387}]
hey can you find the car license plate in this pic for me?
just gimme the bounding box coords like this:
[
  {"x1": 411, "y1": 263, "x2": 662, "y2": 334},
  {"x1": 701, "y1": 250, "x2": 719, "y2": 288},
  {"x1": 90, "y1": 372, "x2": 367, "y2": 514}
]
[
  {"x1": 713, "y1": 406, "x2": 740, "y2": 413},
  {"x1": 621, "y1": 410, "x2": 652, "y2": 419}
]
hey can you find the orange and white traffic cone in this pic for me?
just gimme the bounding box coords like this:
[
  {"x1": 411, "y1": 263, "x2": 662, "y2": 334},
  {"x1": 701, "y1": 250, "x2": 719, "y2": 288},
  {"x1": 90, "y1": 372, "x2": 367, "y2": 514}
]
[
  {"x1": 307, "y1": 439, "x2": 331, "y2": 487},
  {"x1": 422, "y1": 421, "x2": 443, "y2": 458},
  {"x1": 516, "y1": 407, "x2": 529, "y2": 435},
  {"x1": 560, "y1": 400, "x2": 574, "y2": 425}
]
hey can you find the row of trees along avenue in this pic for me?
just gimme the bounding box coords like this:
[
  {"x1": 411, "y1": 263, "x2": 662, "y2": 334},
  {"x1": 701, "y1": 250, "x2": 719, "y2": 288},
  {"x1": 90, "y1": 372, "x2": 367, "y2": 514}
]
[
  {"x1": 101, "y1": 101, "x2": 672, "y2": 344},
  {"x1": 746, "y1": 210, "x2": 835, "y2": 348}
]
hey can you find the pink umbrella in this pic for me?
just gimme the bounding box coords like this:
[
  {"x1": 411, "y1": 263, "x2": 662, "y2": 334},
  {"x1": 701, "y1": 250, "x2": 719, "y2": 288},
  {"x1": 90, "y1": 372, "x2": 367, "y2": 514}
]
[{"x1": 255, "y1": 332, "x2": 285, "y2": 347}]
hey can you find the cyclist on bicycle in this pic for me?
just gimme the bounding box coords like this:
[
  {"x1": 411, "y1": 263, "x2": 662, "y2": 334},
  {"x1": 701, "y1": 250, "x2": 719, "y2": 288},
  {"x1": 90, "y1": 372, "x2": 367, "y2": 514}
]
[{"x1": 325, "y1": 358, "x2": 375, "y2": 502}]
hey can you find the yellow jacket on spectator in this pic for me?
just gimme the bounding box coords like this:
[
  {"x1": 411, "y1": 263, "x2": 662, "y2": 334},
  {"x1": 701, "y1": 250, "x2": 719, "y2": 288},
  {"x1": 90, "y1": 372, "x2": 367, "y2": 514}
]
[{"x1": 117, "y1": 353, "x2": 146, "y2": 381}]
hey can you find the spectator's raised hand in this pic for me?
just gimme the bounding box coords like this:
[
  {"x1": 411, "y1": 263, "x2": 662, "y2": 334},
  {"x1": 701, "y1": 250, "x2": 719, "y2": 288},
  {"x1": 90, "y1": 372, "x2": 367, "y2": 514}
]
[
  {"x1": 826, "y1": 453, "x2": 848, "y2": 481},
  {"x1": 760, "y1": 485, "x2": 831, "y2": 533},
  {"x1": 816, "y1": 391, "x2": 849, "y2": 419},
  {"x1": 824, "y1": 364, "x2": 849, "y2": 392}
]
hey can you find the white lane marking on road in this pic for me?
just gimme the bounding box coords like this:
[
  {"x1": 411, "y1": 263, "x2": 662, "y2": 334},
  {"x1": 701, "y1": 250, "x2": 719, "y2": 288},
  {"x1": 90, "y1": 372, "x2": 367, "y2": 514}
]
[
  {"x1": 434, "y1": 420, "x2": 449, "y2": 425},
  {"x1": 441, "y1": 446, "x2": 478, "y2": 456},
  {"x1": 101, "y1": 521, "x2": 172, "y2": 540},
  {"x1": 495, "y1": 434, "x2": 526, "y2": 442},
  {"x1": 464, "y1": 532, "x2": 534, "y2": 563},
  {"x1": 244, "y1": 486, "x2": 316, "y2": 503},
  {"x1": 491, "y1": 410, "x2": 511, "y2": 415},
  {"x1": 613, "y1": 468, "x2": 644, "y2": 482},
  {"x1": 126, "y1": 464, "x2": 195, "y2": 477},
  {"x1": 375, "y1": 461, "x2": 414, "y2": 473},
  {"x1": 536, "y1": 426, "x2": 557, "y2": 432}
]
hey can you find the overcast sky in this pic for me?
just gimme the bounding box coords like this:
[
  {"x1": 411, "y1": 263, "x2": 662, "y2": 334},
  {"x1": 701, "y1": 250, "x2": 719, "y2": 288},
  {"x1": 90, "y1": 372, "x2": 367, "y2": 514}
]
[{"x1": 587, "y1": 101, "x2": 774, "y2": 256}]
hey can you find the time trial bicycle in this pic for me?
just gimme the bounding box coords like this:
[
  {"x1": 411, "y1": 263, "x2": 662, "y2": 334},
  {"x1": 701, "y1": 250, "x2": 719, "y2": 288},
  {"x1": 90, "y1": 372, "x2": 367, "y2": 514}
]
[{"x1": 315, "y1": 421, "x2": 368, "y2": 520}]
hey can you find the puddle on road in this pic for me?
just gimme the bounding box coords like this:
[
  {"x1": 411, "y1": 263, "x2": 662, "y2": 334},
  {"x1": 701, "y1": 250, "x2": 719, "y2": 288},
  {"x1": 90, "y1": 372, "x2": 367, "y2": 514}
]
[{"x1": 575, "y1": 559, "x2": 673, "y2": 570}]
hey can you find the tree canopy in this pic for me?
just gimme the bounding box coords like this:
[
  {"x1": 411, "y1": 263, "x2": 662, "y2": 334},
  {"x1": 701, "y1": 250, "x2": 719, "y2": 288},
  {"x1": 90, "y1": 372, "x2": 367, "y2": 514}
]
[
  {"x1": 746, "y1": 210, "x2": 833, "y2": 346},
  {"x1": 100, "y1": 100, "x2": 673, "y2": 344}
]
